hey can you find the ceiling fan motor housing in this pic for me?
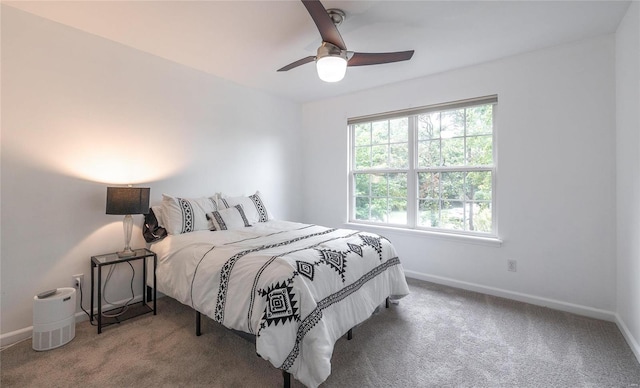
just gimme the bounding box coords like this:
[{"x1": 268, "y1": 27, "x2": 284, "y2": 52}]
[{"x1": 316, "y1": 41, "x2": 347, "y2": 61}]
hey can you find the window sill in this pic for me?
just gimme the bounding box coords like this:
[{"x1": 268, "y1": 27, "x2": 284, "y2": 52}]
[{"x1": 344, "y1": 222, "x2": 503, "y2": 247}]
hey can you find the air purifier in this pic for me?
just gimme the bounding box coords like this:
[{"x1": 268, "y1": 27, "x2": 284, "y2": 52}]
[{"x1": 32, "y1": 287, "x2": 76, "y2": 351}]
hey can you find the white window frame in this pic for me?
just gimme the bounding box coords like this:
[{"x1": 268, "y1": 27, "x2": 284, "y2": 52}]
[{"x1": 348, "y1": 95, "x2": 498, "y2": 240}]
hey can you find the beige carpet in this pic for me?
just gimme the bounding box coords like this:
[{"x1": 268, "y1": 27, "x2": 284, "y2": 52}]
[{"x1": 2, "y1": 278, "x2": 639, "y2": 387}]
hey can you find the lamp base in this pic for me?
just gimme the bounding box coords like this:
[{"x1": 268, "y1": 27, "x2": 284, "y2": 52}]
[
  {"x1": 118, "y1": 214, "x2": 135, "y2": 258},
  {"x1": 117, "y1": 248, "x2": 136, "y2": 258}
]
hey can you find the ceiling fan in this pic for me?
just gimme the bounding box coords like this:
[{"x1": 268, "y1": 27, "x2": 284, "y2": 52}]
[{"x1": 277, "y1": 0, "x2": 415, "y2": 83}]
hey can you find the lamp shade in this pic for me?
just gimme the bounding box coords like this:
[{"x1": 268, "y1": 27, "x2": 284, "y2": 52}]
[
  {"x1": 316, "y1": 56, "x2": 347, "y2": 83},
  {"x1": 106, "y1": 187, "x2": 150, "y2": 215}
]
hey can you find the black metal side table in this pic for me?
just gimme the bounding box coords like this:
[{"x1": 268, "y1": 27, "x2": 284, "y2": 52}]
[{"x1": 90, "y1": 248, "x2": 157, "y2": 334}]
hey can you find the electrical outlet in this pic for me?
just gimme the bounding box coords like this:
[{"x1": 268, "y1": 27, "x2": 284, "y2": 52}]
[
  {"x1": 507, "y1": 259, "x2": 517, "y2": 272},
  {"x1": 73, "y1": 273, "x2": 84, "y2": 289}
]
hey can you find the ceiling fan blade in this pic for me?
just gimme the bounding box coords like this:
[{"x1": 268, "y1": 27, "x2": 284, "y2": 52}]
[
  {"x1": 348, "y1": 50, "x2": 415, "y2": 67},
  {"x1": 302, "y1": 0, "x2": 347, "y2": 51},
  {"x1": 277, "y1": 56, "x2": 316, "y2": 72}
]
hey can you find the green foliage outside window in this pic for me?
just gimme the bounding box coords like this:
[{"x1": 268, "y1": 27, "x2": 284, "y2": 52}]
[{"x1": 352, "y1": 100, "x2": 495, "y2": 235}]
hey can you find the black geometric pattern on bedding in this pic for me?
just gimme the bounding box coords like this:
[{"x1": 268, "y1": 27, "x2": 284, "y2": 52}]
[
  {"x1": 209, "y1": 197, "x2": 219, "y2": 211},
  {"x1": 247, "y1": 234, "x2": 356, "y2": 334},
  {"x1": 296, "y1": 260, "x2": 315, "y2": 281},
  {"x1": 178, "y1": 198, "x2": 195, "y2": 233},
  {"x1": 347, "y1": 243, "x2": 363, "y2": 257},
  {"x1": 236, "y1": 205, "x2": 252, "y2": 227},
  {"x1": 249, "y1": 193, "x2": 269, "y2": 222},
  {"x1": 213, "y1": 228, "x2": 338, "y2": 323},
  {"x1": 212, "y1": 210, "x2": 227, "y2": 231},
  {"x1": 360, "y1": 235, "x2": 383, "y2": 261},
  {"x1": 280, "y1": 256, "x2": 402, "y2": 371},
  {"x1": 211, "y1": 204, "x2": 251, "y2": 230},
  {"x1": 319, "y1": 249, "x2": 348, "y2": 282},
  {"x1": 203, "y1": 226, "x2": 400, "y2": 378},
  {"x1": 260, "y1": 281, "x2": 299, "y2": 328}
]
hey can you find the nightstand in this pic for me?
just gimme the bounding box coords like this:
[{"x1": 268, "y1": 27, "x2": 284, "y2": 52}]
[{"x1": 90, "y1": 248, "x2": 157, "y2": 334}]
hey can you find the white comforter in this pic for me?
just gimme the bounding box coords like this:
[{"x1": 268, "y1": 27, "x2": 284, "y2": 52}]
[{"x1": 151, "y1": 220, "x2": 409, "y2": 387}]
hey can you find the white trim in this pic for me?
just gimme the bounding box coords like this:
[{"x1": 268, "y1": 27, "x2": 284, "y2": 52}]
[
  {"x1": 405, "y1": 270, "x2": 640, "y2": 358},
  {"x1": 0, "y1": 310, "x2": 90, "y2": 348},
  {"x1": 404, "y1": 270, "x2": 615, "y2": 322},
  {"x1": 615, "y1": 313, "x2": 640, "y2": 364},
  {"x1": 0, "y1": 327, "x2": 32, "y2": 348},
  {"x1": 0, "y1": 294, "x2": 143, "y2": 347},
  {"x1": 345, "y1": 222, "x2": 503, "y2": 247},
  {"x1": 349, "y1": 95, "x2": 499, "y2": 124}
]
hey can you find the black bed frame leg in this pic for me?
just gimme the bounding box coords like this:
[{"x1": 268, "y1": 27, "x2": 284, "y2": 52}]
[
  {"x1": 282, "y1": 370, "x2": 291, "y2": 388},
  {"x1": 386, "y1": 296, "x2": 390, "y2": 308},
  {"x1": 196, "y1": 311, "x2": 202, "y2": 336},
  {"x1": 347, "y1": 328, "x2": 353, "y2": 340}
]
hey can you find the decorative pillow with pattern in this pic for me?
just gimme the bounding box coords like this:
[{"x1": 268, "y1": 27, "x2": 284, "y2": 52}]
[
  {"x1": 206, "y1": 205, "x2": 252, "y2": 231},
  {"x1": 161, "y1": 194, "x2": 218, "y2": 235},
  {"x1": 218, "y1": 191, "x2": 271, "y2": 224}
]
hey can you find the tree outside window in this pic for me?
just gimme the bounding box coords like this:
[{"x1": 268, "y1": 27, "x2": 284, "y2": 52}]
[{"x1": 349, "y1": 96, "x2": 496, "y2": 237}]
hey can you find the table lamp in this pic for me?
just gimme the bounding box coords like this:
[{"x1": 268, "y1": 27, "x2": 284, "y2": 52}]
[{"x1": 106, "y1": 187, "x2": 150, "y2": 257}]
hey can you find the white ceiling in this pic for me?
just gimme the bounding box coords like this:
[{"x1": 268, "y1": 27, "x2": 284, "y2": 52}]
[{"x1": 5, "y1": 0, "x2": 631, "y2": 103}]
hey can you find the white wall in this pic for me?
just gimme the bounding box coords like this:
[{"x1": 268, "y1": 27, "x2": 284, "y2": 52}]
[
  {"x1": 616, "y1": 1, "x2": 640, "y2": 360},
  {"x1": 301, "y1": 36, "x2": 617, "y2": 316},
  {"x1": 0, "y1": 6, "x2": 302, "y2": 338}
]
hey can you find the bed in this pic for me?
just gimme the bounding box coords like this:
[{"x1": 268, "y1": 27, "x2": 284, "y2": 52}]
[{"x1": 144, "y1": 193, "x2": 409, "y2": 388}]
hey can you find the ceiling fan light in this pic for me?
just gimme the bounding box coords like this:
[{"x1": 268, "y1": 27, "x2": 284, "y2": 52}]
[{"x1": 316, "y1": 56, "x2": 347, "y2": 83}]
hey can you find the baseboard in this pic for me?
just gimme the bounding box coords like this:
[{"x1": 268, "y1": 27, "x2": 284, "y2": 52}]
[
  {"x1": 404, "y1": 270, "x2": 617, "y2": 322},
  {"x1": 615, "y1": 313, "x2": 640, "y2": 364},
  {"x1": 0, "y1": 327, "x2": 32, "y2": 348},
  {"x1": 1, "y1": 294, "x2": 144, "y2": 348}
]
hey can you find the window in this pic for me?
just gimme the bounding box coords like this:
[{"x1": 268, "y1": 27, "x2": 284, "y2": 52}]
[{"x1": 349, "y1": 96, "x2": 497, "y2": 237}]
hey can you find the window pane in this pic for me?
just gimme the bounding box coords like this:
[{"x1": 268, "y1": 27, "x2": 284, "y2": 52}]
[
  {"x1": 465, "y1": 171, "x2": 492, "y2": 201},
  {"x1": 441, "y1": 138, "x2": 464, "y2": 166},
  {"x1": 354, "y1": 174, "x2": 370, "y2": 196},
  {"x1": 355, "y1": 146, "x2": 371, "y2": 169},
  {"x1": 440, "y1": 172, "x2": 464, "y2": 200},
  {"x1": 466, "y1": 201, "x2": 492, "y2": 232},
  {"x1": 466, "y1": 135, "x2": 492, "y2": 165},
  {"x1": 418, "y1": 199, "x2": 439, "y2": 227},
  {"x1": 355, "y1": 197, "x2": 370, "y2": 220},
  {"x1": 371, "y1": 145, "x2": 388, "y2": 168},
  {"x1": 354, "y1": 173, "x2": 408, "y2": 224},
  {"x1": 466, "y1": 105, "x2": 493, "y2": 135},
  {"x1": 418, "y1": 113, "x2": 440, "y2": 140},
  {"x1": 370, "y1": 174, "x2": 388, "y2": 197},
  {"x1": 417, "y1": 140, "x2": 440, "y2": 167},
  {"x1": 372, "y1": 121, "x2": 389, "y2": 144},
  {"x1": 390, "y1": 144, "x2": 409, "y2": 168},
  {"x1": 355, "y1": 123, "x2": 372, "y2": 146},
  {"x1": 388, "y1": 173, "x2": 407, "y2": 198},
  {"x1": 390, "y1": 118, "x2": 408, "y2": 143},
  {"x1": 440, "y1": 109, "x2": 465, "y2": 138},
  {"x1": 418, "y1": 172, "x2": 439, "y2": 199},
  {"x1": 440, "y1": 200, "x2": 464, "y2": 230},
  {"x1": 370, "y1": 197, "x2": 388, "y2": 222},
  {"x1": 388, "y1": 199, "x2": 407, "y2": 224}
]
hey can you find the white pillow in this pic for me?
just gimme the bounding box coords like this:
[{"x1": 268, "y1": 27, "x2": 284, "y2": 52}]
[
  {"x1": 151, "y1": 205, "x2": 165, "y2": 227},
  {"x1": 207, "y1": 205, "x2": 252, "y2": 231},
  {"x1": 162, "y1": 194, "x2": 218, "y2": 235},
  {"x1": 218, "y1": 191, "x2": 271, "y2": 224}
]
